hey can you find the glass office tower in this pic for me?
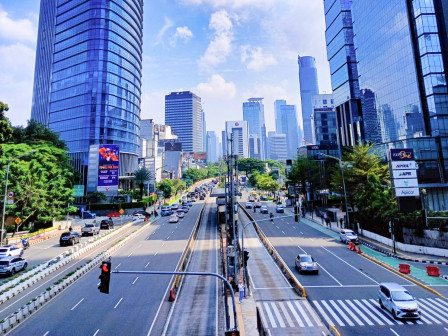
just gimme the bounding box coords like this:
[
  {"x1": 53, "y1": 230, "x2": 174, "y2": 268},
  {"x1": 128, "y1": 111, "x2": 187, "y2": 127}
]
[
  {"x1": 31, "y1": 0, "x2": 143, "y2": 183},
  {"x1": 274, "y1": 100, "x2": 299, "y2": 159},
  {"x1": 243, "y1": 98, "x2": 267, "y2": 160}
]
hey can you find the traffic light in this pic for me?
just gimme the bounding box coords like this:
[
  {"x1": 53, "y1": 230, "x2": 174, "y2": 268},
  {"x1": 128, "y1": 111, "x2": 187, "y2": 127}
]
[
  {"x1": 243, "y1": 250, "x2": 249, "y2": 267},
  {"x1": 98, "y1": 261, "x2": 111, "y2": 294},
  {"x1": 225, "y1": 330, "x2": 240, "y2": 336}
]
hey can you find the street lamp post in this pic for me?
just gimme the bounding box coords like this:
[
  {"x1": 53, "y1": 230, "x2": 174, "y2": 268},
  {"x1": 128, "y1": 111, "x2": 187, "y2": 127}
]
[
  {"x1": 2, "y1": 150, "x2": 37, "y2": 246},
  {"x1": 317, "y1": 152, "x2": 350, "y2": 230}
]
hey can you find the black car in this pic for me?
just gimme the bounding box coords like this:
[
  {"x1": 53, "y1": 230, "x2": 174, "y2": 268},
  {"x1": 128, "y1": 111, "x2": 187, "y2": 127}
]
[
  {"x1": 100, "y1": 219, "x2": 114, "y2": 229},
  {"x1": 59, "y1": 231, "x2": 81, "y2": 246}
]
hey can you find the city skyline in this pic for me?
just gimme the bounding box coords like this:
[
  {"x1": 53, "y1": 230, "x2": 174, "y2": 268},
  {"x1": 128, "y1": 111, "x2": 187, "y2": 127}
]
[{"x1": 0, "y1": 1, "x2": 332, "y2": 135}]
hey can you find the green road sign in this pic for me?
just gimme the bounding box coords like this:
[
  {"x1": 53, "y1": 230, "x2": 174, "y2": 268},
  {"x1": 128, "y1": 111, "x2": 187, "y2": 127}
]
[{"x1": 73, "y1": 185, "x2": 85, "y2": 197}]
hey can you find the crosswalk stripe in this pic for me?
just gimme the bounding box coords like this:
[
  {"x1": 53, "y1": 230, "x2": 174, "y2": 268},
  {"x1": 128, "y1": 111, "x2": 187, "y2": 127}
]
[
  {"x1": 353, "y1": 299, "x2": 385, "y2": 325},
  {"x1": 369, "y1": 299, "x2": 404, "y2": 325},
  {"x1": 287, "y1": 301, "x2": 305, "y2": 327},
  {"x1": 270, "y1": 302, "x2": 286, "y2": 328},
  {"x1": 313, "y1": 301, "x2": 333, "y2": 326},
  {"x1": 420, "y1": 299, "x2": 448, "y2": 320},
  {"x1": 302, "y1": 300, "x2": 324, "y2": 327},
  {"x1": 429, "y1": 298, "x2": 448, "y2": 313},
  {"x1": 338, "y1": 300, "x2": 364, "y2": 326},
  {"x1": 321, "y1": 300, "x2": 345, "y2": 326},
  {"x1": 294, "y1": 301, "x2": 314, "y2": 327},
  {"x1": 417, "y1": 300, "x2": 446, "y2": 323},
  {"x1": 345, "y1": 300, "x2": 374, "y2": 325},
  {"x1": 278, "y1": 302, "x2": 295, "y2": 328},
  {"x1": 256, "y1": 303, "x2": 270, "y2": 330},
  {"x1": 364, "y1": 300, "x2": 395, "y2": 325},
  {"x1": 435, "y1": 298, "x2": 448, "y2": 309},
  {"x1": 330, "y1": 300, "x2": 355, "y2": 326},
  {"x1": 263, "y1": 302, "x2": 277, "y2": 328}
]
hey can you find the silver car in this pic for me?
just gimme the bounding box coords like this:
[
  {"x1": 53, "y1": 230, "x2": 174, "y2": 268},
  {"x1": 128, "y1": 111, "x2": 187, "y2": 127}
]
[
  {"x1": 81, "y1": 223, "x2": 101, "y2": 236},
  {"x1": 295, "y1": 254, "x2": 319, "y2": 274},
  {"x1": 339, "y1": 229, "x2": 359, "y2": 244},
  {"x1": 0, "y1": 257, "x2": 27, "y2": 276},
  {"x1": 378, "y1": 282, "x2": 420, "y2": 319}
]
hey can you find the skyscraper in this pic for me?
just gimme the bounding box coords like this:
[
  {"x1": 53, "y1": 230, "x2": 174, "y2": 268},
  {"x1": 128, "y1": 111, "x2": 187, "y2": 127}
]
[
  {"x1": 202, "y1": 109, "x2": 206, "y2": 152},
  {"x1": 274, "y1": 100, "x2": 299, "y2": 159},
  {"x1": 268, "y1": 132, "x2": 287, "y2": 162},
  {"x1": 206, "y1": 131, "x2": 218, "y2": 163},
  {"x1": 298, "y1": 56, "x2": 319, "y2": 145},
  {"x1": 243, "y1": 98, "x2": 267, "y2": 160},
  {"x1": 31, "y1": 0, "x2": 144, "y2": 182},
  {"x1": 165, "y1": 91, "x2": 203, "y2": 152},
  {"x1": 225, "y1": 121, "x2": 249, "y2": 158},
  {"x1": 311, "y1": 94, "x2": 337, "y2": 147}
]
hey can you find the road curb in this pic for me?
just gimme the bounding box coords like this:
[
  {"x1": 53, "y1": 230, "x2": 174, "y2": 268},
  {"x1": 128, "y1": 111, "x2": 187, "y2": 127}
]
[{"x1": 361, "y1": 253, "x2": 447, "y2": 299}]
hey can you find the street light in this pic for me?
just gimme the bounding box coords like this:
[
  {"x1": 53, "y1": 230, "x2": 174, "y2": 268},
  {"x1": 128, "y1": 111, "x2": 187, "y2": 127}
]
[
  {"x1": 317, "y1": 152, "x2": 350, "y2": 230},
  {"x1": 1, "y1": 150, "x2": 37, "y2": 246}
]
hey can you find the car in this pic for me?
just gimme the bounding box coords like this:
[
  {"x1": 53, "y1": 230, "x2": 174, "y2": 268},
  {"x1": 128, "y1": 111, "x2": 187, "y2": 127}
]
[
  {"x1": 378, "y1": 282, "x2": 420, "y2": 319},
  {"x1": 82, "y1": 222, "x2": 101, "y2": 236},
  {"x1": 191, "y1": 198, "x2": 196, "y2": 202},
  {"x1": 60, "y1": 231, "x2": 81, "y2": 246},
  {"x1": 182, "y1": 206, "x2": 189, "y2": 213},
  {"x1": 248, "y1": 196, "x2": 255, "y2": 202},
  {"x1": 81, "y1": 211, "x2": 96, "y2": 219},
  {"x1": 295, "y1": 254, "x2": 319, "y2": 274},
  {"x1": 169, "y1": 215, "x2": 179, "y2": 223},
  {"x1": 161, "y1": 207, "x2": 173, "y2": 216},
  {"x1": 275, "y1": 205, "x2": 284, "y2": 213},
  {"x1": 187, "y1": 201, "x2": 193, "y2": 206},
  {"x1": 107, "y1": 212, "x2": 121, "y2": 217},
  {"x1": 0, "y1": 257, "x2": 27, "y2": 276},
  {"x1": 199, "y1": 195, "x2": 205, "y2": 200},
  {"x1": 176, "y1": 211, "x2": 185, "y2": 218},
  {"x1": 134, "y1": 210, "x2": 151, "y2": 217},
  {"x1": 260, "y1": 206, "x2": 269, "y2": 214},
  {"x1": 133, "y1": 214, "x2": 145, "y2": 221},
  {"x1": 100, "y1": 219, "x2": 114, "y2": 230},
  {"x1": 260, "y1": 195, "x2": 268, "y2": 201},
  {"x1": 171, "y1": 204, "x2": 179, "y2": 211},
  {"x1": 339, "y1": 229, "x2": 359, "y2": 244},
  {"x1": 245, "y1": 202, "x2": 253, "y2": 209},
  {"x1": 0, "y1": 246, "x2": 23, "y2": 258},
  {"x1": 254, "y1": 202, "x2": 262, "y2": 208}
]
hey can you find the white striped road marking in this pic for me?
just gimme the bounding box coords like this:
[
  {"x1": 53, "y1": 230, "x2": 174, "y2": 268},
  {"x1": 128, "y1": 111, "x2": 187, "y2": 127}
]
[
  {"x1": 418, "y1": 299, "x2": 448, "y2": 323},
  {"x1": 43, "y1": 332, "x2": 49, "y2": 336},
  {"x1": 435, "y1": 298, "x2": 448, "y2": 309},
  {"x1": 337, "y1": 299, "x2": 364, "y2": 326},
  {"x1": 444, "y1": 327, "x2": 448, "y2": 332},
  {"x1": 313, "y1": 301, "x2": 333, "y2": 325},
  {"x1": 329, "y1": 300, "x2": 355, "y2": 326},
  {"x1": 428, "y1": 298, "x2": 448, "y2": 316},
  {"x1": 321, "y1": 246, "x2": 379, "y2": 284},
  {"x1": 345, "y1": 300, "x2": 374, "y2": 325},
  {"x1": 114, "y1": 297, "x2": 123, "y2": 309},
  {"x1": 415, "y1": 302, "x2": 443, "y2": 324},
  {"x1": 257, "y1": 303, "x2": 271, "y2": 330},
  {"x1": 154, "y1": 251, "x2": 158, "y2": 256},
  {"x1": 294, "y1": 301, "x2": 314, "y2": 327},
  {"x1": 114, "y1": 263, "x2": 121, "y2": 269},
  {"x1": 281, "y1": 230, "x2": 285, "y2": 235},
  {"x1": 255, "y1": 287, "x2": 294, "y2": 290},
  {"x1": 305, "y1": 285, "x2": 378, "y2": 288},
  {"x1": 263, "y1": 302, "x2": 277, "y2": 328},
  {"x1": 390, "y1": 328, "x2": 400, "y2": 336},
  {"x1": 321, "y1": 301, "x2": 344, "y2": 326},
  {"x1": 366, "y1": 299, "x2": 397, "y2": 325},
  {"x1": 300, "y1": 232, "x2": 303, "y2": 235},
  {"x1": 287, "y1": 301, "x2": 305, "y2": 327},
  {"x1": 316, "y1": 263, "x2": 343, "y2": 286},
  {"x1": 70, "y1": 298, "x2": 84, "y2": 311},
  {"x1": 353, "y1": 299, "x2": 385, "y2": 325},
  {"x1": 303, "y1": 300, "x2": 324, "y2": 326},
  {"x1": 132, "y1": 277, "x2": 139, "y2": 285},
  {"x1": 128, "y1": 252, "x2": 133, "y2": 257},
  {"x1": 145, "y1": 261, "x2": 150, "y2": 268},
  {"x1": 93, "y1": 330, "x2": 100, "y2": 336},
  {"x1": 270, "y1": 302, "x2": 286, "y2": 328},
  {"x1": 167, "y1": 236, "x2": 170, "y2": 240}
]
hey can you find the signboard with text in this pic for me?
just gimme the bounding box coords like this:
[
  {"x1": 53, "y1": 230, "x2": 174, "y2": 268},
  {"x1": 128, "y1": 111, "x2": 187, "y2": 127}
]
[
  {"x1": 97, "y1": 145, "x2": 119, "y2": 193},
  {"x1": 390, "y1": 148, "x2": 415, "y2": 161},
  {"x1": 390, "y1": 148, "x2": 419, "y2": 197}
]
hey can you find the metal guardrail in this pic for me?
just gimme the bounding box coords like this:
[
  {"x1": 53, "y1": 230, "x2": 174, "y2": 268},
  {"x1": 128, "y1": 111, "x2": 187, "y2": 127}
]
[{"x1": 240, "y1": 205, "x2": 306, "y2": 297}]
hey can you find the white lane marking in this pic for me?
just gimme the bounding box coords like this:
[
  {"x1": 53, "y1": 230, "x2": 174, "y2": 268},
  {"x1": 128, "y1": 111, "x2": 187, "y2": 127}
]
[
  {"x1": 329, "y1": 300, "x2": 355, "y2": 326},
  {"x1": 43, "y1": 332, "x2": 49, "y2": 336},
  {"x1": 281, "y1": 230, "x2": 285, "y2": 235},
  {"x1": 419, "y1": 299, "x2": 448, "y2": 322},
  {"x1": 93, "y1": 330, "x2": 100, "y2": 336},
  {"x1": 321, "y1": 300, "x2": 345, "y2": 326},
  {"x1": 154, "y1": 251, "x2": 158, "y2": 256},
  {"x1": 166, "y1": 236, "x2": 170, "y2": 240},
  {"x1": 444, "y1": 327, "x2": 448, "y2": 332},
  {"x1": 390, "y1": 328, "x2": 400, "y2": 336},
  {"x1": 366, "y1": 299, "x2": 397, "y2": 325},
  {"x1": 263, "y1": 302, "x2": 277, "y2": 328},
  {"x1": 270, "y1": 302, "x2": 286, "y2": 328},
  {"x1": 316, "y1": 263, "x2": 343, "y2": 286},
  {"x1": 302, "y1": 300, "x2": 324, "y2": 327},
  {"x1": 97, "y1": 281, "x2": 100, "y2": 286},
  {"x1": 257, "y1": 303, "x2": 271, "y2": 329},
  {"x1": 114, "y1": 297, "x2": 123, "y2": 309},
  {"x1": 345, "y1": 300, "x2": 374, "y2": 325},
  {"x1": 287, "y1": 301, "x2": 304, "y2": 327},
  {"x1": 337, "y1": 299, "x2": 363, "y2": 326},
  {"x1": 321, "y1": 246, "x2": 379, "y2": 284},
  {"x1": 255, "y1": 287, "x2": 293, "y2": 290},
  {"x1": 427, "y1": 298, "x2": 448, "y2": 316},
  {"x1": 114, "y1": 263, "x2": 121, "y2": 269},
  {"x1": 300, "y1": 232, "x2": 303, "y2": 235},
  {"x1": 70, "y1": 298, "x2": 84, "y2": 311},
  {"x1": 435, "y1": 298, "x2": 448, "y2": 309},
  {"x1": 305, "y1": 285, "x2": 378, "y2": 288},
  {"x1": 353, "y1": 299, "x2": 384, "y2": 325},
  {"x1": 313, "y1": 301, "x2": 333, "y2": 326},
  {"x1": 294, "y1": 301, "x2": 314, "y2": 327},
  {"x1": 145, "y1": 261, "x2": 150, "y2": 268},
  {"x1": 132, "y1": 277, "x2": 139, "y2": 285},
  {"x1": 128, "y1": 252, "x2": 133, "y2": 257}
]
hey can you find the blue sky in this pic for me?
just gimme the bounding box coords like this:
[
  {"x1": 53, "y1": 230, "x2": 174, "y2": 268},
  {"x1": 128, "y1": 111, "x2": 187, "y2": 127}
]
[{"x1": 0, "y1": 0, "x2": 331, "y2": 135}]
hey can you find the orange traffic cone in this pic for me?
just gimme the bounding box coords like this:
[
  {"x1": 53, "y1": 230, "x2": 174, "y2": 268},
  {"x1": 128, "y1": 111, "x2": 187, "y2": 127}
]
[
  {"x1": 169, "y1": 289, "x2": 176, "y2": 301},
  {"x1": 357, "y1": 245, "x2": 362, "y2": 254}
]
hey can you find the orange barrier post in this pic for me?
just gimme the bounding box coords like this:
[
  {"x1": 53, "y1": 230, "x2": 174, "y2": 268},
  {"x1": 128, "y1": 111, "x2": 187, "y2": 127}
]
[
  {"x1": 427, "y1": 266, "x2": 440, "y2": 277},
  {"x1": 399, "y1": 264, "x2": 411, "y2": 274},
  {"x1": 357, "y1": 245, "x2": 362, "y2": 254}
]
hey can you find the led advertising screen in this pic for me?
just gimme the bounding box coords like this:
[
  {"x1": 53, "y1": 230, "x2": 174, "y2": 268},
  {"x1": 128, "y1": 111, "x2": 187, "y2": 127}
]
[
  {"x1": 98, "y1": 145, "x2": 119, "y2": 190},
  {"x1": 164, "y1": 141, "x2": 182, "y2": 152}
]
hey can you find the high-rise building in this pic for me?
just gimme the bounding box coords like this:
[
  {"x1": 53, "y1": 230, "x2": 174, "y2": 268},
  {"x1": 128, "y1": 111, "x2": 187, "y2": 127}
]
[
  {"x1": 249, "y1": 134, "x2": 261, "y2": 159},
  {"x1": 268, "y1": 132, "x2": 288, "y2": 162},
  {"x1": 202, "y1": 109, "x2": 207, "y2": 152},
  {"x1": 225, "y1": 121, "x2": 249, "y2": 158},
  {"x1": 274, "y1": 100, "x2": 299, "y2": 159},
  {"x1": 243, "y1": 98, "x2": 267, "y2": 160},
  {"x1": 222, "y1": 130, "x2": 227, "y2": 156},
  {"x1": 311, "y1": 94, "x2": 337, "y2": 147},
  {"x1": 31, "y1": 0, "x2": 144, "y2": 184},
  {"x1": 298, "y1": 56, "x2": 319, "y2": 145},
  {"x1": 165, "y1": 91, "x2": 203, "y2": 152},
  {"x1": 206, "y1": 131, "x2": 218, "y2": 163}
]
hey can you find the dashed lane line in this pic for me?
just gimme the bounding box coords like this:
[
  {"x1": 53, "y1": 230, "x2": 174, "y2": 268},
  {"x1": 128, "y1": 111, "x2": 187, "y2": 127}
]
[
  {"x1": 114, "y1": 297, "x2": 123, "y2": 309},
  {"x1": 114, "y1": 263, "x2": 121, "y2": 269},
  {"x1": 93, "y1": 330, "x2": 100, "y2": 336},
  {"x1": 132, "y1": 277, "x2": 139, "y2": 285},
  {"x1": 145, "y1": 261, "x2": 150, "y2": 268},
  {"x1": 70, "y1": 298, "x2": 84, "y2": 311}
]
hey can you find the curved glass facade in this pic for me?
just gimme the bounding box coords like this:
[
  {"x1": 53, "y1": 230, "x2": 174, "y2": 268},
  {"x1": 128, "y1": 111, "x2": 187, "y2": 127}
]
[{"x1": 31, "y1": 0, "x2": 143, "y2": 178}]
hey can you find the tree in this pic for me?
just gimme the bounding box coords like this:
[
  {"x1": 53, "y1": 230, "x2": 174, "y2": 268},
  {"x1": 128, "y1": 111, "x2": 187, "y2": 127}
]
[
  {"x1": 157, "y1": 180, "x2": 173, "y2": 200},
  {"x1": 287, "y1": 157, "x2": 320, "y2": 199},
  {"x1": 133, "y1": 167, "x2": 153, "y2": 200},
  {"x1": 171, "y1": 178, "x2": 186, "y2": 196},
  {"x1": 0, "y1": 102, "x2": 13, "y2": 144},
  {"x1": 256, "y1": 174, "x2": 281, "y2": 193},
  {"x1": 12, "y1": 119, "x2": 67, "y2": 150},
  {"x1": 86, "y1": 191, "x2": 107, "y2": 203},
  {"x1": 182, "y1": 168, "x2": 206, "y2": 183},
  {"x1": 238, "y1": 158, "x2": 265, "y2": 175},
  {"x1": 248, "y1": 170, "x2": 260, "y2": 186}
]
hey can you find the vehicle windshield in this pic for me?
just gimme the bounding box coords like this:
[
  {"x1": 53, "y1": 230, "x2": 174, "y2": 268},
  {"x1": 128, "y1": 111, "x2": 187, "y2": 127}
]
[
  {"x1": 300, "y1": 256, "x2": 313, "y2": 263},
  {"x1": 391, "y1": 291, "x2": 413, "y2": 301},
  {"x1": 346, "y1": 231, "x2": 356, "y2": 235},
  {"x1": 85, "y1": 224, "x2": 93, "y2": 227}
]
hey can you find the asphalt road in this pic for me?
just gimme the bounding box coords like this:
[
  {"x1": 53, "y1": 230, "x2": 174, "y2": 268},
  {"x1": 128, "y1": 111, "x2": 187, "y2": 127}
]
[
  {"x1": 243, "y1": 195, "x2": 448, "y2": 336},
  {"x1": 9, "y1": 200, "x2": 206, "y2": 336}
]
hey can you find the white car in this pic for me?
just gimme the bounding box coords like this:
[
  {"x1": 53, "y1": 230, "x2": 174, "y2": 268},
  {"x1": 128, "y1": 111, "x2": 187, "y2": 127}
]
[
  {"x1": 339, "y1": 229, "x2": 359, "y2": 244},
  {"x1": 295, "y1": 254, "x2": 319, "y2": 274},
  {"x1": 245, "y1": 202, "x2": 253, "y2": 209},
  {"x1": 169, "y1": 215, "x2": 179, "y2": 223},
  {"x1": 81, "y1": 223, "x2": 101, "y2": 236},
  {"x1": 133, "y1": 214, "x2": 145, "y2": 221},
  {"x1": 0, "y1": 257, "x2": 27, "y2": 276},
  {"x1": 0, "y1": 246, "x2": 23, "y2": 258},
  {"x1": 176, "y1": 211, "x2": 185, "y2": 218},
  {"x1": 378, "y1": 282, "x2": 420, "y2": 319}
]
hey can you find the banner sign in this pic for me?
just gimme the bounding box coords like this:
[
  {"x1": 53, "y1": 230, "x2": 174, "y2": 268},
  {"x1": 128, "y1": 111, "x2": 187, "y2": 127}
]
[
  {"x1": 393, "y1": 179, "x2": 418, "y2": 188},
  {"x1": 390, "y1": 148, "x2": 415, "y2": 161},
  {"x1": 391, "y1": 161, "x2": 417, "y2": 170},
  {"x1": 395, "y1": 187, "x2": 420, "y2": 197},
  {"x1": 392, "y1": 170, "x2": 417, "y2": 179},
  {"x1": 98, "y1": 145, "x2": 119, "y2": 189},
  {"x1": 7, "y1": 191, "x2": 14, "y2": 205}
]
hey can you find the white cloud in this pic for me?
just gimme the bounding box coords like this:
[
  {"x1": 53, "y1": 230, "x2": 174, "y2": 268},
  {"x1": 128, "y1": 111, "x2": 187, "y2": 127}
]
[
  {"x1": 241, "y1": 46, "x2": 277, "y2": 71},
  {"x1": 196, "y1": 74, "x2": 236, "y2": 100},
  {"x1": 181, "y1": 0, "x2": 286, "y2": 9},
  {"x1": 170, "y1": 26, "x2": 193, "y2": 46},
  {"x1": 198, "y1": 10, "x2": 234, "y2": 70},
  {"x1": 154, "y1": 17, "x2": 174, "y2": 46},
  {"x1": 0, "y1": 7, "x2": 36, "y2": 43}
]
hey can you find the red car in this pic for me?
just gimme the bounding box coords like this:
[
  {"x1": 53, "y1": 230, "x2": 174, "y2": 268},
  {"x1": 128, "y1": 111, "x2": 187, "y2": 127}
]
[{"x1": 107, "y1": 212, "x2": 121, "y2": 217}]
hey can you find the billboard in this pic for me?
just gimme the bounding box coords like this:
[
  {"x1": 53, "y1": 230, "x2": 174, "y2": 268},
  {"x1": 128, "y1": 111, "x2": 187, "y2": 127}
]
[
  {"x1": 390, "y1": 148, "x2": 415, "y2": 161},
  {"x1": 97, "y1": 145, "x2": 119, "y2": 192},
  {"x1": 164, "y1": 141, "x2": 182, "y2": 152}
]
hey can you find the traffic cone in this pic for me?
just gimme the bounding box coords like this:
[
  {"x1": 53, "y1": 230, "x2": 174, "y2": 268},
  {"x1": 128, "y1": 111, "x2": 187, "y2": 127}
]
[
  {"x1": 357, "y1": 245, "x2": 362, "y2": 254},
  {"x1": 169, "y1": 289, "x2": 176, "y2": 301}
]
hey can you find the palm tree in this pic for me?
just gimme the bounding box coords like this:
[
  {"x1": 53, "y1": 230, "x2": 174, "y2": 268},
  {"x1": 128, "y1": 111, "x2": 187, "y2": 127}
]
[{"x1": 133, "y1": 167, "x2": 153, "y2": 200}]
